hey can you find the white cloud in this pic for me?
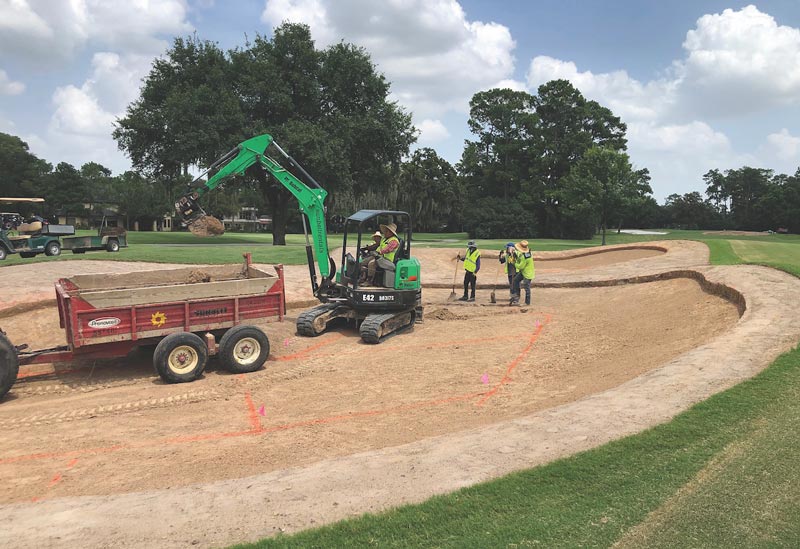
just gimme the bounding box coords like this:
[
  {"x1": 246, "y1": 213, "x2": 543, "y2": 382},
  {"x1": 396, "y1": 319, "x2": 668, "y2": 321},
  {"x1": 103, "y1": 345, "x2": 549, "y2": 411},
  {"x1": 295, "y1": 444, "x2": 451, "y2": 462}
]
[
  {"x1": 40, "y1": 52, "x2": 155, "y2": 172},
  {"x1": 764, "y1": 128, "x2": 800, "y2": 161},
  {"x1": 0, "y1": 69, "x2": 24, "y2": 94},
  {"x1": 527, "y1": 56, "x2": 675, "y2": 123},
  {"x1": 679, "y1": 5, "x2": 800, "y2": 116},
  {"x1": 0, "y1": 0, "x2": 192, "y2": 62},
  {"x1": 416, "y1": 119, "x2": 450, "y2": 144},
  {"x1": 518, "y1": 5, "x2": 800, "y2": 198},
  {"x1": 261, "y1": 0, "x2": 515, "y2": 117},
  {"x1": 490, "y1": 78, "x2": 527, "y2": 92}
]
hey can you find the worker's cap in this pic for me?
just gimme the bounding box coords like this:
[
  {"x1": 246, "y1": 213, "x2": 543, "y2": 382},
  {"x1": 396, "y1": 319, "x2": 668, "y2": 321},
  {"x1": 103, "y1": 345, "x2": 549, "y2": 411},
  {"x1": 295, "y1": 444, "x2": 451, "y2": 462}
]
[
  {"x1": 467, "y1": 240, "x2": 477, "y2": 247},
  {"x1": 372, "y1": 230, "x2": 382, "y2": 239},
  {"x1": 505, "y1": 242, "x2": 514, "y2": 248},
  {"x1": 515, "y1": 240, "x2": 530, "y2": 253}
]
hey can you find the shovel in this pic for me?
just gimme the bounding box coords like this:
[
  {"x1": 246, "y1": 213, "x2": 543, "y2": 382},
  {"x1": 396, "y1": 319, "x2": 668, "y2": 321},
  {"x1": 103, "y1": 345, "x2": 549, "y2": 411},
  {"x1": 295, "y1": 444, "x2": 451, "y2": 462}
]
[
  {"x1": 447, "y1": 255, "x2": 461, "y2": 301},
  {"x1": 490, "y1": 263, "x2": 501, "y2": 303}
]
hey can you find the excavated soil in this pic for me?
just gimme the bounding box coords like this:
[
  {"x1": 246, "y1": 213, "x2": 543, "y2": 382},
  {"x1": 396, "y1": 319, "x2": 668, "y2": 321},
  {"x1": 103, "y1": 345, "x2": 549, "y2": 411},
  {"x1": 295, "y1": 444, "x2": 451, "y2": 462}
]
[
  {"x1": 0, "y1": 278, "x2": 738, "y2": 504},
  {"x1": 188, "y1": 215, "x2": 225, "y2": 237}
]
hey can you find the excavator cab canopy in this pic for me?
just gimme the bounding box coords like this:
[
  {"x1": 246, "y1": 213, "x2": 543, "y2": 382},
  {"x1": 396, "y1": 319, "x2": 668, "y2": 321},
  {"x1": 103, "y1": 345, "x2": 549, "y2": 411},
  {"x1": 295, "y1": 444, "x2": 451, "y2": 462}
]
[{"x1": 342, "y1": 210, "x2": 412, "y2": 265}]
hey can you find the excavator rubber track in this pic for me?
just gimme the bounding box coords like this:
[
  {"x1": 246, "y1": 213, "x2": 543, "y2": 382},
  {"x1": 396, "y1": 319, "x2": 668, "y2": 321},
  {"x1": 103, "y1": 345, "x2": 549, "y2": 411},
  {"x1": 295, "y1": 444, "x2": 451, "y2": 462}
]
[
  {"x1": 359, "y1": 310, "x2": 415, "y2": 344},
  {"x1": 296, "y1": 303, "x2": 340, "y2": 337}
]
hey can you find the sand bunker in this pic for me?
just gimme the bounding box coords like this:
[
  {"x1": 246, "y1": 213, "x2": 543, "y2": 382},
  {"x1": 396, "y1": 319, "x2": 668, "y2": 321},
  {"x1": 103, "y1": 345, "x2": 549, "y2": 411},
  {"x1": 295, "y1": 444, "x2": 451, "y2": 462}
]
[{"x1": 0, "y1": 278, "x2": 738, "y2": 504}]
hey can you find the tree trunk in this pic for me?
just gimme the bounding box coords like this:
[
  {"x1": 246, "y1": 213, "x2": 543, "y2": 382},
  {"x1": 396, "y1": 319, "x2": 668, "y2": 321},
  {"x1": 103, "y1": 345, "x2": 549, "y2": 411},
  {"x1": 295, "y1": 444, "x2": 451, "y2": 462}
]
[
  {"x1": 253, "y1": 167, "x2": 292, "y2": 246},
  {"x1": 268, "y1": 188, "x2": 290, "y2": 246},
  {"x1": 602, "y1": 222, "x2": 607, "y2": 245}
]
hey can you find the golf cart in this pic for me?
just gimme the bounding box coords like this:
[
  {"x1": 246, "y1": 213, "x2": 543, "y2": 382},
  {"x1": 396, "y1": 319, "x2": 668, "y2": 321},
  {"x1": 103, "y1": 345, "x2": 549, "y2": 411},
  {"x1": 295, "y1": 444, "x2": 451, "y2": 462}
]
[{"x1": 0, "y1": 198, "x2": 75, "y2": 260}]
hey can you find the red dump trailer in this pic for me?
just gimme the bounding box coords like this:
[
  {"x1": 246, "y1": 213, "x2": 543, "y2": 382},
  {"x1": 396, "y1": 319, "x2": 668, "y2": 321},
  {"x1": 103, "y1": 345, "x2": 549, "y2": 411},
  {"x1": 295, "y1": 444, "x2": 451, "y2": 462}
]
[{"x1": 0, "y1": 256, "x2": 285, "y2": 399}]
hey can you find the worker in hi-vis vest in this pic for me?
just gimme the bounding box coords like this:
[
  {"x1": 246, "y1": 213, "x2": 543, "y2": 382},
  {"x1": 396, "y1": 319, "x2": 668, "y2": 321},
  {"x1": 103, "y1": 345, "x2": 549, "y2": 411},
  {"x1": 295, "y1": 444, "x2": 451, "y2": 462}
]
[
  {"x1": 499, "y1": 241, "x2": 517, "y2": 297},
  {"x1": 457, "y1": 240, "x2": 481, "y2": 302}
]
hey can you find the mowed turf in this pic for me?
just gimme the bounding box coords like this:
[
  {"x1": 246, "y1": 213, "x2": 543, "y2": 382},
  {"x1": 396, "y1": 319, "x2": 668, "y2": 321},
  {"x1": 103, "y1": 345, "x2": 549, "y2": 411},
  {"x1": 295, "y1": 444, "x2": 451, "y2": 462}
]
[{"x1": 729, "y1": 240, "x2": 800, "y2": 278}]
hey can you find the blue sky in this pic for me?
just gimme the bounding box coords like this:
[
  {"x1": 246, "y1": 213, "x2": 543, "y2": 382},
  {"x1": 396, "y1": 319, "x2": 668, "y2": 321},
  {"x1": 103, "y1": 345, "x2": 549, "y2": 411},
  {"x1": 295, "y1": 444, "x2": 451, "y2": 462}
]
[{"x1": 2, "y1": 1, "x2": 799, "y2": 201}]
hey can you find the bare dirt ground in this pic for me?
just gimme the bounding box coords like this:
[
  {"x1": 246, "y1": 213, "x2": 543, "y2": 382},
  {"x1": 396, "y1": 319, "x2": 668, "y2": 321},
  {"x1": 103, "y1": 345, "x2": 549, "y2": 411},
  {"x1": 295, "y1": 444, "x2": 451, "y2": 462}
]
[
  {"x1": 0, "y1": 278, "x2": 738, "y2": 504},
  {"x1": 2, "y1": 241, "x2": 800, "y2": 548}
]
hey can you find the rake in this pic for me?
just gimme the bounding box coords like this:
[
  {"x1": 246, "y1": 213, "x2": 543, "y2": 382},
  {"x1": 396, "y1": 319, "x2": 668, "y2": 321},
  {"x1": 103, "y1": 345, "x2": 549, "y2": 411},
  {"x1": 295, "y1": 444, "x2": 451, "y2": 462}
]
[{"x1": 447, "y1": 256, "x2": 460, "y2": 301}]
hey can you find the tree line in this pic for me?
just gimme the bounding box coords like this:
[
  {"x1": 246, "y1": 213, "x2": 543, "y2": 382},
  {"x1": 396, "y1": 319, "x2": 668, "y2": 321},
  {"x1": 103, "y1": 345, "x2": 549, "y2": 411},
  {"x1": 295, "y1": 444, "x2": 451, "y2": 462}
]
[{"x1": 2, "y1": 23, "x2": 798, "y2": 239}]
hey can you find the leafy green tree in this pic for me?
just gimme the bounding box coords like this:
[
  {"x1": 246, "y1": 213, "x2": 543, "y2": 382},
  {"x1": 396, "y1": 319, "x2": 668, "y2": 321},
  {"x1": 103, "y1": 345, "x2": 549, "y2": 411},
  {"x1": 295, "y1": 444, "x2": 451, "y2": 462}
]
[
  {"x1": 397, "y1": 148, "x2": 459, "y2": 232},
  {"x1": 114, "y1": 36, "x2": 245, "y2": 178},
  {"x1": 463, "y1": 88, "x2": 540, "y2": 201},
  {"x1": 42, "y1": 163, "x2": 90, "y2": 220},
  {"x1": 533, "y1": 80, "x2": 627, "y2": 237},
  {"x1": 115, "y1": 23, "x2": 415, "y2": 244},
  {"x1": 0, "y1": 132, "x2": 51, "y2": 200},
  {"x1": 664, "y1": 192, "x2": 721, "y2": 230},
  {"x1": 111, "y1": 171, "x2": 172, "y2": 229},
  {"x1": 558, "y1": 147, "x2": 650, "y2": 243}
]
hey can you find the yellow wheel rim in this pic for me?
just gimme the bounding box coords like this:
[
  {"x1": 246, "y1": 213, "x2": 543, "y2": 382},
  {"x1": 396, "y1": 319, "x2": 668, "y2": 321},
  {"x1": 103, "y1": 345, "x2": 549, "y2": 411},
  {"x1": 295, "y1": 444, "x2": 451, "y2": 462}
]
[
  {"x1": 233, "y1": 337, "x2": 261, "y2": 365},
  {"x1": 168, "y1": 345, "x2": 199, "y2": 374}
]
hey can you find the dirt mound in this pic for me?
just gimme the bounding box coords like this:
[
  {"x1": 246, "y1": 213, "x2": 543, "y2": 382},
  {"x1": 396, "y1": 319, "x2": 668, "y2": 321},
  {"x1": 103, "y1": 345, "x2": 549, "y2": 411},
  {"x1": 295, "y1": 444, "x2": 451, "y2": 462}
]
[
  {"x1": 186, "y1": 270, "x2": 212, "y2": 283},
  {"x1": 427, "y1": 307, "x2": 467, "y2": 321},
  {"x1": 188, "y1": 215, "x2": 224, "y2": 237}
]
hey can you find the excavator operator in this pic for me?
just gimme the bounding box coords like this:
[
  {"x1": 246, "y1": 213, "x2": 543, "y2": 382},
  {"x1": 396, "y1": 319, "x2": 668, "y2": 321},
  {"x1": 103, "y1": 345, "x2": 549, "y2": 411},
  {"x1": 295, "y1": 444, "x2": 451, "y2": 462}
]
[{"x1": 360, "y1": 223, "x2": 400, "y2": 286}]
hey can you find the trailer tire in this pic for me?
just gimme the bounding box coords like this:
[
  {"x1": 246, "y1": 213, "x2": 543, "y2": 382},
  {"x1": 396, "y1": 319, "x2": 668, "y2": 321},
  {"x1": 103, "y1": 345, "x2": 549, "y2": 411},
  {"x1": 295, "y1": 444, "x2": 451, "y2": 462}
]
[
  {"x1": 0, "y1": 331, "x2": 19, "y2": 400},
  {"x1": 72, "y1": 249, "x2": 86, "y2": 254},
  {"x1": 19, "y1": 252, "x2": 36, "y2": 258},
  {"x1": 0, "y1": 246, "x2": 6, "y2": 261},
  {"x1": 153, "y1": 332, "x2": 208, "y2": 383},
  {"x1": 106, "y1": 239, "x2": 120, "y2": 252},
  {"x1": 45, "y1": 241, "x2": 61, "y2": 256},
  {"x1": 218, "y1": 325, "x2": 270, "y2": 374}
]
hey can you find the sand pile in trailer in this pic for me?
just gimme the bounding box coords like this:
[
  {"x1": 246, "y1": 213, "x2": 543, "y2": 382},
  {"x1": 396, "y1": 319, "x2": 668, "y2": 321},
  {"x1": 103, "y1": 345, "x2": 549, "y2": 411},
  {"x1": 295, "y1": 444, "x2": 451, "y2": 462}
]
[{"x1": 188, "y1": 215, "x2": 225, "y2": 236}]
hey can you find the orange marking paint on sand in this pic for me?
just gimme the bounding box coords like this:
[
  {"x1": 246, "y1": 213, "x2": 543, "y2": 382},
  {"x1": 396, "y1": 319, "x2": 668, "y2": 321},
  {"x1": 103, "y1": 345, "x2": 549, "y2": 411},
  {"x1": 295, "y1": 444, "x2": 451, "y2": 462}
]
[
  {"x1": 271, "y1": 333, "x2": 344, "y2": 361},
  {"x1": 31, "y1": 458, "x2": 80, "y2": 502},
  {"x1": 476, "y1": 313, "x2": 552, "y2": 406},
  {"x1": 243, "y1": 390, "x2": 263, "y2": 432},
  {"x1": 1, "y1": 315, "x2": 552, "y2": 469}
]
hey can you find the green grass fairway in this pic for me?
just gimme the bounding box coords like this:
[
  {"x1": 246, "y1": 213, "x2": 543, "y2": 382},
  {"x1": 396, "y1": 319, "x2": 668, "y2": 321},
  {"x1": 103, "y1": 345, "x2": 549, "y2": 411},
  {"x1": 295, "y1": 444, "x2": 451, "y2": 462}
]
[{"x1": 729, "y1": 240, "x2": 800, "y2": 277}]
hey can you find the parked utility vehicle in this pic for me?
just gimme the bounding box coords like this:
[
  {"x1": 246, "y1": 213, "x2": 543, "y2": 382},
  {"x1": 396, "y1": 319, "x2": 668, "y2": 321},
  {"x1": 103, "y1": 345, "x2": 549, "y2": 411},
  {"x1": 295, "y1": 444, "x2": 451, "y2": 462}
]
[{"x1": 62, "y1": 221, "x2": 128, "y2": 254}]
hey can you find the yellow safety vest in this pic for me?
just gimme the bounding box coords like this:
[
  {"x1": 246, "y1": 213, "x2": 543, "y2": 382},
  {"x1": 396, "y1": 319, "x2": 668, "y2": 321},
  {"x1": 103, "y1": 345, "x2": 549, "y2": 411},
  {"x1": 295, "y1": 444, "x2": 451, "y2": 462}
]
[
  {"x1": 464, "y1": 248, "x2": 480, "y2": 273},
  {"x1": 502, "y1": 252, "x2": 515, "y2": 274},
  {"x1": 379, "y1": 236, "x2": 399, "y2": 262}
]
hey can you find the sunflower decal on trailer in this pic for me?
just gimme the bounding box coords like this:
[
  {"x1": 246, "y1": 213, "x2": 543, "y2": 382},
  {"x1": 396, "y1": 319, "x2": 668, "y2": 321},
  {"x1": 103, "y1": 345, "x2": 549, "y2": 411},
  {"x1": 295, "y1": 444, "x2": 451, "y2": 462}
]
[{"x1": 151, "y1": 311, "x2": 167, "y2": 328}]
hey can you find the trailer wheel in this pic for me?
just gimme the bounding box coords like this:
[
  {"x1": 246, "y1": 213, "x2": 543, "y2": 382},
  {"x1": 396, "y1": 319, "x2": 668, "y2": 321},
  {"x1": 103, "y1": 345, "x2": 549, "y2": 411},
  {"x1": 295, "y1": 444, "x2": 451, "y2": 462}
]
[
  {"x1": 45, "y1": 241, "x2": 61, "y2": 256},
  {"x1": 72, "y1": 249, "x2": 86, "y2": 254},
  {"x1": 19, "y1": 252, "x2": 36, "y2": 258},
  {"x1": 218, "y1": 325, "x2": 270, "y2": 374},
  {"x1": 106, "y1": 239, "x2": 120, "y2": 252},
  {"x1": 153, "y1": 332, "x2": 208, "y2": 383},
  {"x1": 0, "y1": 331, "x2": 19, "y2": 400},
  {"x1": 0, "y1": 246, "x2": 7, "y2": 261}
]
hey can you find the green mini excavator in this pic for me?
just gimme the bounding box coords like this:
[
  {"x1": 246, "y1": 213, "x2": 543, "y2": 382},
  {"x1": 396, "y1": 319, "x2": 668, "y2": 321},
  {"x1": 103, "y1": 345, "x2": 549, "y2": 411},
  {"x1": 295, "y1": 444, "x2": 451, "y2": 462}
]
[{"x1": 175, "y1": 134, "x2": 422, "y2": 343}]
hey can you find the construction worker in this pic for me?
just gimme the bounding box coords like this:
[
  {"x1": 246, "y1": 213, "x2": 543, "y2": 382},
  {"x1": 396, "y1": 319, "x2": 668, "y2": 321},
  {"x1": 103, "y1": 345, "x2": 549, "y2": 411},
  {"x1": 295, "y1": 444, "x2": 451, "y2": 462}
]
[
  {"x1": 499, "y1": 241, "x2": 516, "y2": 297},
  {"x1": 360, "y1": 230, "x2": 382, "y2": 253},
  {"x1": 510, "y1": 240, "x2": 534, "y2": 306},
  {"x1": 363, "y1": 223, "x2": 400, "y2": 285},
  {"x1": 457, "y1": 240, "x2": 481, "y2": 302}
]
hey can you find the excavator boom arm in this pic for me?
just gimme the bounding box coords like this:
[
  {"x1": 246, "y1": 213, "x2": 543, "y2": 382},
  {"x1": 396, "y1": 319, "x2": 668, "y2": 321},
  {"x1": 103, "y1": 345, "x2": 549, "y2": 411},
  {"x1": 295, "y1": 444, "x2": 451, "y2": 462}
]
[{"x1": 175, "y1": 134, "x2": 332, "y2": 283}]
